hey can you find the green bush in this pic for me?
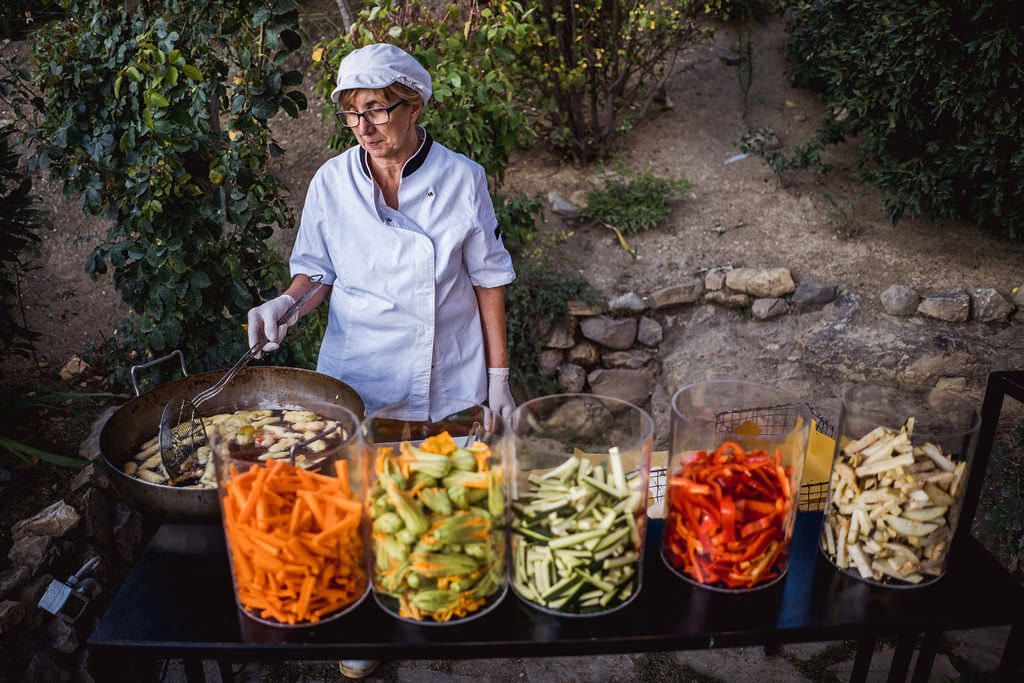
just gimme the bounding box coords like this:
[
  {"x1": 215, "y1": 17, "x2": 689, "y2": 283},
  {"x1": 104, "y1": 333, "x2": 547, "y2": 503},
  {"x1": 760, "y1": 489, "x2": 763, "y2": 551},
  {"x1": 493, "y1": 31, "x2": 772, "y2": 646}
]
[
  {"x1": 583, "y1": 172, "x2": 693, "y2": 235},
  {"x1": 518, "y1": 0, "x2": 701, "y2": 163},
  {"x1": 0, "y1": 124, "x2": 44, "y2": 358},
  {"x1": 315, "y1": 0, "x2": 536, "y2": 184},
  {"x1": 494, "y1": 191, "x2": 544, "y2": 249},
  {"x1": 786, "y1": 0, "x2": 1024, "y2": 239},
  {"x1": 20, "y1": 0, "x2": 309, "y2": 386}
]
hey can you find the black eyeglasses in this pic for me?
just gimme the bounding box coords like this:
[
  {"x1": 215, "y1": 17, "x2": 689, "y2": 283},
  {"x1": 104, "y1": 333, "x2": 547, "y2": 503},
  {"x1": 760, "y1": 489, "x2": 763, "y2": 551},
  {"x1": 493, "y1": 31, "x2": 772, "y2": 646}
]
[{"x1": 335, "y1": 101, "x2": 406, "y2": 128}]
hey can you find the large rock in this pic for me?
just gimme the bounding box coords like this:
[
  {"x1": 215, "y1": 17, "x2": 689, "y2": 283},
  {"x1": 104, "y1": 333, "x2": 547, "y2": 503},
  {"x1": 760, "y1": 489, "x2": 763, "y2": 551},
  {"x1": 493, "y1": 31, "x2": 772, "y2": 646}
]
[
  {"x1": 537, "y1": 349, "x2": 563, "y2": 378},
  {"x1": 542, "y1": 397, "x2": 613, "y2": 439},
  {"x1": 647, "y1": 279, "x2": 704, "y2": 309},
  {"x1": 704, "y1": 270, "x2": 727, "y2": 290},
  {"x1": 557, "y1": 363, "x2": 587, "y2": 393},
  {"x1": 880, "y1": 284, "x2": 920, "y2": 316},
  {"x1": 46, "y1": 616, "x2": 79, "y2": 655},
  {"x1": 580, "y1": 316, "x2": 638, "y2": 349},
  {"x1": 0, "y1": 599, "x2": 25, "y2": 635},
  {"x1": 602, "y1": 349, "x2": 655, "y2": 369},
  {"x1": 8, "y1": 534, "x2": 60, "y2": 574},
  {"x1": 548, "y1": 191, "x2": 581, "y2": 218},
  {"x1": 75, "y1": 487, "x2": 113, "y2": 551},
  {"x1": 971, "y1": 288, "x2": 1014, "y2": 322},
  {"x1": 608, "y1": 292, "x2": 647, "y2": 314},
  {"x1": 11, "y1": 500, "x2": 80, "y2": 542},
  {"x1": 79, "y1": 405, "x2": 117, "y2": 462},
  {"x1": 751, "y1": 297, "x2": 787, "y2": 321},
  {"x1": 69, "y1": 463, "x2": 111, "y2": 494},
  {"x1": 587, "y1": 369, "x2": 654, "y2": 407},
  {"x1": 918, "y1": 289, "x2": 970, "y2": 322},
  {"x1": 567, "y1": 341, "x2": 601, "y2": 368},
  {"x1": 24, "y1": 650, "x2": 70, "y2": 683},
  {"x1": 113, "y1": 499, "x2": 143, "y2": 565},
  {"x1": 725, "y1": 267, "x2": 795, "y2": 297},
  {"x1": 791, "y1": 279, "x2": 837, "y2": 309},
  {"x1": 636, "y1": 317, "x2": 664, "y2": 347},
  {"x1": 704, "y1": 290, "x2": 751, "y2": 308},
  {"x1": 542, "y1": 318, "x2": 576, "y2": 349},
  {"x1": 567, "y1": 300, "x2": 604, "y2": 316},
  {"x1": 0, "y1": 566, "x2": 31, "y2": 601}
]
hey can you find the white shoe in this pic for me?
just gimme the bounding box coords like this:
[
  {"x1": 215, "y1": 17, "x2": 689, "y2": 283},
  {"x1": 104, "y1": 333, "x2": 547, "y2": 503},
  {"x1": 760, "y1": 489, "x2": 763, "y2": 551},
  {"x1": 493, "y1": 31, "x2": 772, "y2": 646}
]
[{"x1": 338, "y1": 660, "x2": 380, "y2": 679}]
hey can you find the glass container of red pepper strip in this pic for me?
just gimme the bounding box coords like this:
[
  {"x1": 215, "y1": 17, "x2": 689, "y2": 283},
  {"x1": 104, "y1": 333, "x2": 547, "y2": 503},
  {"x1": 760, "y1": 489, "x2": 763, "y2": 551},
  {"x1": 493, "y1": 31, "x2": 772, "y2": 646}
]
[{"x1": 662, "y1": 381, "x2": 809, "y2": 592}]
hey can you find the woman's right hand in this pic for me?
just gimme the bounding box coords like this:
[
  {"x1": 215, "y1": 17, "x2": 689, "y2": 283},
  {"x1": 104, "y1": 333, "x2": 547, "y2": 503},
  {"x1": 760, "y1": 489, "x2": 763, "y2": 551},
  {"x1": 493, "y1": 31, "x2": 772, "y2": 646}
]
[{"x1": 246, "y1": 294, "x2": 298, "y2": 357}]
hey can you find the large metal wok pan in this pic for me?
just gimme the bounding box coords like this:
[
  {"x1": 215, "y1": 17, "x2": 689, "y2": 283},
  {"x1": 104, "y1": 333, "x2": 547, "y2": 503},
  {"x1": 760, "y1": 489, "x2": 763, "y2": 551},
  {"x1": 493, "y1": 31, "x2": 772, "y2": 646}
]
[{"x1": 100, "y1": 350, "x2": 364, "y2": 522}]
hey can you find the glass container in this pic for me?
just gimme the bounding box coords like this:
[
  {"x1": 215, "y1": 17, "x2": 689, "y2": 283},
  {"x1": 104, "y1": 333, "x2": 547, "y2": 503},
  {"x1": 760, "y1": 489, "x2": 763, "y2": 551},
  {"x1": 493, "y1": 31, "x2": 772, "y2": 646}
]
[
  {"x1": 820, "y1": 383, "x2": 980, "y2": 588},
  {"x1": 508, "y1": 394, "x2": 653, "y2": 616},
  {"x1": 212, "y1": 400, "x2": 368, "y2": 627},
  {"x1": 663, "y1": 380, "x2": 809, "y2": 592},
  {"x1": 363, "y1": 402, "x2": 506, "y2": 625}
]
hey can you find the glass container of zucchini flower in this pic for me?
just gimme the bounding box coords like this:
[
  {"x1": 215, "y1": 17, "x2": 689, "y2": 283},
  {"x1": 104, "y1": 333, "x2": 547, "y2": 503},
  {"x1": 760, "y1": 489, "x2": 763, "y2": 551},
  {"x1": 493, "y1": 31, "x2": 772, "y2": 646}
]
[
  {"x1": 821, "y1": 384, "x2": 980, "y2": 588},
  {"x1": 363, "y1": 402, "x2": 506, "y2": 625},
  {"x1": 212, "y1": 400, "x2": 369, "y2": 628},
  {"x1": 663, "y1": 381, "x2": 809, "y2": 593},
  {"x1": 508, "y1": 394, "x2": 654, "y2": 616}
]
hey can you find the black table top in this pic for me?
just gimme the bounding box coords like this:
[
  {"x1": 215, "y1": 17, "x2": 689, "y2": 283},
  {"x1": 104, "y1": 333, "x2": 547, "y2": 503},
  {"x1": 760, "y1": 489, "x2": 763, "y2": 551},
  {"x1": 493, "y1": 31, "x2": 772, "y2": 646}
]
[{"x1": 87, "y1": 513, "x2": 1024, "y2": 660}]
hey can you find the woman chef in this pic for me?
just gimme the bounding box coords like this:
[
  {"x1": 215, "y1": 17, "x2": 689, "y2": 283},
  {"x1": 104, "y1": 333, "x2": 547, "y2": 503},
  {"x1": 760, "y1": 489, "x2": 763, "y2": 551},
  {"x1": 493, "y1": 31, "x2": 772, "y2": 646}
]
[{"x1": 246, "y1": 43, "x2": 516, "y2": 426}]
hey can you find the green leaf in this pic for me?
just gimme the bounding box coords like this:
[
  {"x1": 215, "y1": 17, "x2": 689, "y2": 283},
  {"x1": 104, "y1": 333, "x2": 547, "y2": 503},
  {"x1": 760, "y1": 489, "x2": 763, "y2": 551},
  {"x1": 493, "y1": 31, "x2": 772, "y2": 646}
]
[
  {"x1": 450, "y1": 73, "x2": 462, "y2": 88},
  {"x1": 165, "y1": 66, "x2": 178, "y2": 86},
  {"x1": 125, "y1": 66, "x2": 144, "y2": 82},
  {"x1": 253, "y1": 8, "x2": 271, "y2": 26},
  {"x1": 0, "y1": 437, "x2": 87, "y2": 469},
  {"x1": 114, "y1": 75, "x2": 123, "y2": 98},
  {"x1": 148, "y1": 91, "x2": 170, "y2": 108},
  {"x1": 181, "y1": 64, "x2": 202, "y2": 80},
  {"x1": 250, "y1": 98, "x2": 279, "y2": 120},
  {"x1": 388, "y1": 26, "x2": 403, "y2": 38}
]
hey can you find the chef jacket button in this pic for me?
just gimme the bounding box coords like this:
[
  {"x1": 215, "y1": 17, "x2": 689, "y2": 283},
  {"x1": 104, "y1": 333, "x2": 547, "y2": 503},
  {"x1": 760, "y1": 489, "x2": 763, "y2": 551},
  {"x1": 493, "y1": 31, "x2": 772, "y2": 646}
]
[{"x1": 427, "y1": 190, "x2": 434, "y2": 198}]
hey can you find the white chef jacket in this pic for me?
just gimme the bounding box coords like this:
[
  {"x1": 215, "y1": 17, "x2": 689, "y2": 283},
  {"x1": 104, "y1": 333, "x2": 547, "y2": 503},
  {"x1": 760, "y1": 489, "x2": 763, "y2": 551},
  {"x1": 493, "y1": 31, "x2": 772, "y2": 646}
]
[{"x1": 290, "y1": 129, "x2": 516, "y2": 421}]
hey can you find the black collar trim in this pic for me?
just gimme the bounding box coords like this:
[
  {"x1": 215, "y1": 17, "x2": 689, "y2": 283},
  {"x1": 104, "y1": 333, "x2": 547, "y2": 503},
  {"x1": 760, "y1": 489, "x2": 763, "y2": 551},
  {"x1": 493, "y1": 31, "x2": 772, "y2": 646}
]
[{"x1": 357, "y1": 128, "x2": 433, "y2": 180}]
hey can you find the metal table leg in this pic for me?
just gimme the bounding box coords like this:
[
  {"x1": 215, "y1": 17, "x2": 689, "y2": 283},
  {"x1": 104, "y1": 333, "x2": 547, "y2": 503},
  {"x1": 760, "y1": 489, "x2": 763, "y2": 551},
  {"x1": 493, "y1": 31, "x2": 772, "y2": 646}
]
[
  {"x1": 183, "y1": 657, "x2": 206, "y2": 683},
  {"x1": 910, "y1": 631, "x2": 939, "y2": 683},
  {"x1": 851, "y1": 633, "x2": 876, "y2": 683},
  {"x1": 217, "y1": 659, "x2": 235, "y2": 683},
  {"x1": 999, "y1": 623, "x2": 1022, "y2": 683},
  {"x1": 886, "y1": 633, "x2": 915, "y2": 683}
]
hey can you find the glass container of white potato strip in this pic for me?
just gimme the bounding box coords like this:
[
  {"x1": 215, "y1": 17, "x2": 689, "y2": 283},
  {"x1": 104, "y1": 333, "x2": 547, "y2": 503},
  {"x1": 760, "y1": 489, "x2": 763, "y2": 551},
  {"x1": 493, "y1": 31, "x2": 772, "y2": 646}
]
[
  {"x1": 508, "y1": 394, "x2": 653, "y2": 616},
  {"x1": 820, "y1": 384, "x2": 980, "y2": 588}
]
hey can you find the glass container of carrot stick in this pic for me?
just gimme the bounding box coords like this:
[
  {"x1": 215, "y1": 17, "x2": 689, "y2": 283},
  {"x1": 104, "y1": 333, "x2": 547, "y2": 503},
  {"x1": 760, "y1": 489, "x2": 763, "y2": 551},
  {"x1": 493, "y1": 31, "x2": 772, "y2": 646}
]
[
  {"x1": 821, "y1": 384, "x2": 979, "y2": 588},
  {"x1": 508, "y1": 394, "x2": 653, "y2": 616},
  {"x1": 363, "y1": 402, "x2": 506, "y2": 625},
  {"x1": 663, "y1": 381, "x2": 809, "y2": 592},
  {"x1": 211, "y1": 401, "x2": 369, "y2": 627}
]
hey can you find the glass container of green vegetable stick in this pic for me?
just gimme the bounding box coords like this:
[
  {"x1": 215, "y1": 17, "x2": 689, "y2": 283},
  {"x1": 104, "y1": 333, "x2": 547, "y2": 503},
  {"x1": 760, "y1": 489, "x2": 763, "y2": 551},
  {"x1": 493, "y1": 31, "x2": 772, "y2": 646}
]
[
  {"x1": 508, "y1": 394, "x2": 654, "y2": 617},
  {"x1": 362, "y1": 402, "x2": 507, "y2": 625}
]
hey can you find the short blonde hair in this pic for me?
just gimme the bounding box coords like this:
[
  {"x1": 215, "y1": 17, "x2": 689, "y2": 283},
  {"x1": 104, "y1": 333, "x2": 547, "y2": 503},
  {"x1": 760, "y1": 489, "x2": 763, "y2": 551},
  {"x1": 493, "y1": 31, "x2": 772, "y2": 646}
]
[{"x1": 338, "y1": 82, "x2": 424, "y2": 111}]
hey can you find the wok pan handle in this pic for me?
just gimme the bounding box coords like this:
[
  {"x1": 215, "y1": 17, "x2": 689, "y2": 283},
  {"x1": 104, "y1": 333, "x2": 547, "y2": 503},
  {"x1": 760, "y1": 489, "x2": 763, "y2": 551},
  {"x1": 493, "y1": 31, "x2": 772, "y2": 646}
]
[{"x1": 129, "y1": 349, "x2": 190, "y2": 397}]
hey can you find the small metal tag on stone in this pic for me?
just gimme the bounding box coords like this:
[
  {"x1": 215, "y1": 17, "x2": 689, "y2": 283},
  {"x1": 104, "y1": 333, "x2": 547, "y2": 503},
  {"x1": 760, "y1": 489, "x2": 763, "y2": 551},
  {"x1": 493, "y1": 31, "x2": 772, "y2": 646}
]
[{"x1": 38, "y1": 556, "x2": 99, "y2": 623}]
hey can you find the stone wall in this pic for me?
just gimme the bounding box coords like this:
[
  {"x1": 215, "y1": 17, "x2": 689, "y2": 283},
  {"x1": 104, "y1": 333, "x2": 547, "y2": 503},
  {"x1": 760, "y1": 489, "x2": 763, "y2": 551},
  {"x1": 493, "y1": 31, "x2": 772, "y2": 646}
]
[
  {"x1": 0, "y1": 462, "x2": 143, "y2": 682},
  {"x1": 536, "y1": 267, "x2": 1020, "y2": 411}
]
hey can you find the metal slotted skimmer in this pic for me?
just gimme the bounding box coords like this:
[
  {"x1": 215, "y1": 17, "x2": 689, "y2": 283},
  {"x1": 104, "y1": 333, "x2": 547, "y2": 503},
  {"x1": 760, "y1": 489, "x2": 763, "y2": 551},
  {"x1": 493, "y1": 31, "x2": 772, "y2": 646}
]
[{"x1": 158, "y1": 276, "x2": 325, "y2": 484}]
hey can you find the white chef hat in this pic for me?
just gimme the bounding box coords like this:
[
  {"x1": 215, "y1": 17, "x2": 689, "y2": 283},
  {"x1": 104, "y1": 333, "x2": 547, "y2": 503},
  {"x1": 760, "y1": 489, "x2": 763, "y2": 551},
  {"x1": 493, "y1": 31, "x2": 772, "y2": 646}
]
[{"x1": 330, "y1": 43, "x2": 433, "y2": 106}]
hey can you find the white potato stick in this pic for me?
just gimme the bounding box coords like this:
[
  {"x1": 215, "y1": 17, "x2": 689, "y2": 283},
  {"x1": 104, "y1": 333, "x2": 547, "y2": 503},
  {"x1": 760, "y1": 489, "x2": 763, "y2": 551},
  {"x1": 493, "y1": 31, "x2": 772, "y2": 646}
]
[
  {"x1": 855, "y1": 453, "x2": 915, "y2": 477},
  {"x1": 884, "y1": 515, "x2": 939, "y2": 537},
  {"x1": 921, "y1": 442, "x2": 955, "y2": 471},
  {"x1": 849, "y1": 544, "x2": 874, "y2": 579},
  {"x1": 902, "y1": 506, "x2": 948, "y2": 522}
]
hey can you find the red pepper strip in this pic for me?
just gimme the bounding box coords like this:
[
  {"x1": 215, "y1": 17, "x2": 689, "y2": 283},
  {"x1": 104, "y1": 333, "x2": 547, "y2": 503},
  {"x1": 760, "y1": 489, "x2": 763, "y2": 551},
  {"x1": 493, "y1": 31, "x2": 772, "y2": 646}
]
[
  {"x1": 720, "y1": 496, "x2": 736, "y2": 543},
  {"x1": 742, "y1": 499, "x2": 777, "y2": 516},
  {"x1": 740, "y1": 512, "x2": 778, "y2": 539},
  {"x1": 775, "y1": 448, "x2": 782, "y2": 468}
]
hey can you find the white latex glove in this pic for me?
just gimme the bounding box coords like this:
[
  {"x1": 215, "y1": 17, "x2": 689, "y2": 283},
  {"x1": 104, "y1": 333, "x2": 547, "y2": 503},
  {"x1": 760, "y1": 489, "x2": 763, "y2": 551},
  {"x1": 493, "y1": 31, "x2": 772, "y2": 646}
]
[
  {"x1": 246, "y1": 294, "x2": 297, "y2": 358},
  {"x1": 487, "y1": 367, "x2": 516, "y2": 423}
]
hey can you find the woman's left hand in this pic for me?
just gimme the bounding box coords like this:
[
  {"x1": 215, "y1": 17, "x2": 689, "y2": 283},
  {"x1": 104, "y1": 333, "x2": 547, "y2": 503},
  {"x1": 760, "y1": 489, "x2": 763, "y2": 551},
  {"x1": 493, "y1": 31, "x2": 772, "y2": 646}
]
[{"x1": 487, "y1": 367, "x2": 516, "y2": 422}]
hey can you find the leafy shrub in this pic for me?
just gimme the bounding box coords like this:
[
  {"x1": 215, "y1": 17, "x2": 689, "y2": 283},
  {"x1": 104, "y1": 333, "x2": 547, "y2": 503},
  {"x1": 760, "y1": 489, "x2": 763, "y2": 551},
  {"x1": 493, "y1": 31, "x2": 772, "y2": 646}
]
[
  {"x1": 583, "y1": 172, "x2": 693, "y2": 235},
  {"x1": 0, "y1": 124, "x2": 44, "y2": 358},
  {"x1": 519, "y1": 0, "x2": 701, "y2": 163},
  {"x1": 700, "y1": 0, "x2": 784, "y2": 21},
  {"x1": 19, "y1": 0, "x2": 309, "y2": 386},
  {"x1": 315, "y1": 0, "x2": 536, "y2": 184},
  {"x1": 494, "y1": 191, "x2": 544, "y2": 249},
  {"x1": 786, "y1": 0, "x2": 1024, "y2": 239}
]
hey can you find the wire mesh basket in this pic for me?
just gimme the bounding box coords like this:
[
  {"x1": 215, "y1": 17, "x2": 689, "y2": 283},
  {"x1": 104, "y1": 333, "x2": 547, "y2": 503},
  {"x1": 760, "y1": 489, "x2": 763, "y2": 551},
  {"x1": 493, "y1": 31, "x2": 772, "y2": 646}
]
[{"x1": 646, "y1": 402, "x2": 837, "y2": 514}]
